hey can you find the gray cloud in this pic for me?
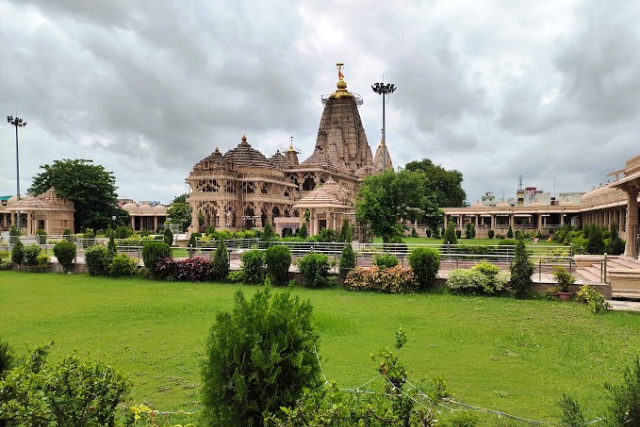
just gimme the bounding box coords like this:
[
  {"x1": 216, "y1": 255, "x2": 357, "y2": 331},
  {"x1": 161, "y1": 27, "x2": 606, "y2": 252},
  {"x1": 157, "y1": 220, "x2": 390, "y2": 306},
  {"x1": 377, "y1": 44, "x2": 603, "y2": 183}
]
[{"x1": 1, "y1": 0, "x2": 640, "y2": 206}]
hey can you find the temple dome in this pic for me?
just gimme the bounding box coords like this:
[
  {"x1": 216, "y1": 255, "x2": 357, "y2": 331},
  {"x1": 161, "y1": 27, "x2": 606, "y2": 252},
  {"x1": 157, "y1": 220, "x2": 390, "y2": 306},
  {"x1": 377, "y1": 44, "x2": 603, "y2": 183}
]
[
  {"x1": 495, "y1": 200, "x2": 511, "y2": 209},
  {"x1": 470, "y1": 201, "x2": 485, "y2": 209},
  {"x1": 7, "y1": 195, "x2": 17, "y2": 205},
  {"x1": 153, "y1": 205, "x2": 167, "y2": 214},
  {"x1": 224, "y1": 135, "x2": 274, "y2": 168},
  {"x1": 270, "y1": 150, "x2": 291, "y2": 169},
  {"x1": 139, "y1": 203, "x2": 153, "y2": 214},
  {"x1": 122, "y1": 203, "x2": 139, "y2": 214}
]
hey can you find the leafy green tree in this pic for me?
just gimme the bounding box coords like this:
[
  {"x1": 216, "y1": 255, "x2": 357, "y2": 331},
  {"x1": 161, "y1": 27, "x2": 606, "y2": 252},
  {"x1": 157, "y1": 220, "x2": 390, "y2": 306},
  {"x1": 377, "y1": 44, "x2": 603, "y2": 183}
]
[
  {"x1": 356, "y1": 169, "x2": 429, "y2": 243},
  {"x1": 404, "y1": 158, "x2": 466, "y2": 207},
  {"x1": 509, "y1": 240, "x2": 534, "y2": 298},
  {"x1": 201, "y1": 288, "x2": 320, "y2": 426},
  {"x1": 167, "y1": 193, "x2": 192, "y2": 232},
  {"x1": 28, "y1": 159, "x2": 128, "y2": 232}
]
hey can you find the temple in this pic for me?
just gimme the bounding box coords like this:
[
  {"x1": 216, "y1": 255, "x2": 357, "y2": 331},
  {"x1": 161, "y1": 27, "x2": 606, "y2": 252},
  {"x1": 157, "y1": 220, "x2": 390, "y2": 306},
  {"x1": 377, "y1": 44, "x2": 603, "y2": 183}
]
[{"x1": 185, "y1": 64, "x2": 389, "y2": 236}]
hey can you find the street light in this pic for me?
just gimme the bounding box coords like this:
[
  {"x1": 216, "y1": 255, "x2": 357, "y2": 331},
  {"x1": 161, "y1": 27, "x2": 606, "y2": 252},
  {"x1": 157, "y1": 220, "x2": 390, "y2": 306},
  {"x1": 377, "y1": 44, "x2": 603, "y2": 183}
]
[
  {"x1": 371, "y1": 82, "x2": 396, "y2": 172},
  {"x1": 7, "y1": 115, "x2": 27, "y2": 231}
]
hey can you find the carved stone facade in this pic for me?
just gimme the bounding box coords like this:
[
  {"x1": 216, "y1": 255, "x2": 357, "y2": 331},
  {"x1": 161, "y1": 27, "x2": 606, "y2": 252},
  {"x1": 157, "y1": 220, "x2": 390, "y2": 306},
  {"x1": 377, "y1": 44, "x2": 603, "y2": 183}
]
[{"x1": 186, "y1": 65, "x2": 389, "y2": 235}]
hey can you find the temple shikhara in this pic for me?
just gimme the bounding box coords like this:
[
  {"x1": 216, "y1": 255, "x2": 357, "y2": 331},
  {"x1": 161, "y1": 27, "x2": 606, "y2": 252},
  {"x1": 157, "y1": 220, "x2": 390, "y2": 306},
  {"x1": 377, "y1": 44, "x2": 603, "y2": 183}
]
[{"x1": 185, "y1": 64, "x2": 391, "y2": 236}]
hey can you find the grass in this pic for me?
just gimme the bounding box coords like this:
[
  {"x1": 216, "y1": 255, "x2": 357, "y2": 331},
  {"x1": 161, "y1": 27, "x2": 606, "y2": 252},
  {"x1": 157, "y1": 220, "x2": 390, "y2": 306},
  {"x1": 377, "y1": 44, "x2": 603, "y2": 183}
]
[{"x1": 1, "y1": 271, "x2": 639, "y2": 424}]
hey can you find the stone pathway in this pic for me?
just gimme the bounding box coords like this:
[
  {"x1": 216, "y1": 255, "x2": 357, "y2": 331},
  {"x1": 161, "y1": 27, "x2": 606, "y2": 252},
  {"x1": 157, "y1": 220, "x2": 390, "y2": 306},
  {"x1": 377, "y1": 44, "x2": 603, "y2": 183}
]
[{"x1": 608, "y1": 300, "x2": 640, "y2": 312}]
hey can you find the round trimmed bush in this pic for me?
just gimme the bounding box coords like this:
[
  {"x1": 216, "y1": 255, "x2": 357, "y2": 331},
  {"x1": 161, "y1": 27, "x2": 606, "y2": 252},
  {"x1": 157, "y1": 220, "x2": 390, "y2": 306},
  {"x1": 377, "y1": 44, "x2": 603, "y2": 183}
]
[
  {"x1": 142, "y1": 241, "x2": 171, "y2": 276},
  {"x1": 11, "y1": 240, "x2": 24, "y2": 265},
  {"x1": 23, "y1": 244, "x2": 42, "y2": 267},
  {"x1": 240, "y1": 249, "x2": 265, "y2": 284},
  {"x1": 53, "y1": 240, "x2": 76, "y2": 273},
  {"x1": 85, "y1": 245, "x2": 111, "y2": 276},
  {"x1": 264, "y1": 245, "x2": 291, "y2": 286},
  {"x1": 373, "y1": 253, "x2": 399, "y2": 269},
  {"x1": 409, "y1": 247, "x2": 440, "y2": 290}
]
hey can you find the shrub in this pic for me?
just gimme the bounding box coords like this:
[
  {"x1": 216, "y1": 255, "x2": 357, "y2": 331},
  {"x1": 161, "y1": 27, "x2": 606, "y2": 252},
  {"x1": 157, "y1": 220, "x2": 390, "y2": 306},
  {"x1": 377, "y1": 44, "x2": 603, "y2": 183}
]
[
  {"x1": 226, "y1": 270, "x2": 245, "y2": 283},
  {"x1": 339, "y1": 243, "x2": 357, "y2": 280},
  {"x1": 201, "y1": 288, "x2": 320, "y2": 427},
  {"x1": 313, "y1": 228, "x2": 337, "y2": 243},
  {"x1": 605, "y1": 356, "x2": 640, "y2": 427},
  {"x1": 84, "y1": 228, "x2": 95, "y2": 239},
  {"x1": 338, "y1": 219, "x2": 352, "y2": 242},
  {"x1": 261, "y1": 220, "x2": 278, "y2": 242},
  {"x1": 62, "y1": 228, "x2": 72, "y2": 240},
  {"x1": 107, "y1": 233, "x2": 117, "y2": 259},
  {"x1": 409, "y1": 247, "x2": 440, "y2": 290},
  {"x1": 36, "y1": 253, "x2": 50, "y2": 268},
  {"x1": 115, "y1": 225, "x2": 133, "y2": 239},
  {"x1": 241, "y1": 249, "x2": 265, "y2": 284},
  {"x1": 344, "y1": 265, "x2": 416, "y2": 294},
  {"x1": 85, "y1": 245, "x2": 111, "y2": 276},
  {"x1": 11, "y1": 240, "x2": 24, "y2": 265},
  {"x1": 608, "y1": 222, "x2": 626, "y2": 255},
  {"x1": 455, "y1": 229, "x2": 462, "y2": 239},
  {"x1": 298, "y1": 223, "x2": 309, "y2": 239},
  {"x1": 557, "y1": 394, "x2": 585, "y2": 427},
  {"x1": 0, "y1": 343, "x2": 130, "y2": 426},
  {"x1": 9, "y1": 226, "x2": 21, "y2": 244},
  {"x1": 488, "y1": 229, "x2": 495, "y2": 239},
  {"x1": 296, "y1": 252, "x2": 332, "y2": 288},
  {"x1": 576, "y1": 285, "x2": 610, "y2": 314},
  {"x1": 163, "y1": 228, "x2": 174, "y2": 246},
  {"x1": 265, "y1": 245, "x2": 291, "y2": 286},
  {"x1": 552, "y1": 266, "x2": 576, "y2": 292},
  {"x1": 142, "y1": 241, "x2": 171, "y2": 276},
  {"x1": 587, "y1": 226, "x2": 605, "y2": 254},
  {"x1": 447, "y1": 262, "x2": 507, "y2": 295},
  {"x1": 53, "y1": 240, "x2": 76, "y2": 273},
  {"x1": 0, "y1": 338, "x2": 15, "y2": 379},
  {"x1": 443, "y1": 222, "x2": 457, "y2": 244},
  {"x1": 23, "y1": 244, "x2": 42, "y2": 267},
  {"x1": 155, "y1": 258, "x2": 214, "y2": 282},
  {"x1": 187, "y1": 232, "x2": 201, "y2": 251},
  {"x1": 506, "y1": 225, "x2": 514, "y2": 239},
  {"x1": 108, "y1": 254, "x2": 138, "y2": 277},
  {"x1": 509, "y1": 240, "x2": 534, "y2": 298},
  {"x1": 373, "y1": 253, "x2": 399, "y2": 269},
  {"x1": 212, "y1": 240, "x2": 229, "y2": 281}
]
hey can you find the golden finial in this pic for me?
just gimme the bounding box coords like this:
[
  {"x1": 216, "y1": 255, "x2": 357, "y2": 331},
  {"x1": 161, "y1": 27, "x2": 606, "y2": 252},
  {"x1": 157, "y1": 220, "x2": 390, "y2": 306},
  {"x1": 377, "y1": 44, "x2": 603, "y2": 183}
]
[
  {"x1": 331, "y1": 62, "x2": 351, "y2": 98},
  {"x1": 288, "y1": 136, "x2": 295, "y2": 152}
]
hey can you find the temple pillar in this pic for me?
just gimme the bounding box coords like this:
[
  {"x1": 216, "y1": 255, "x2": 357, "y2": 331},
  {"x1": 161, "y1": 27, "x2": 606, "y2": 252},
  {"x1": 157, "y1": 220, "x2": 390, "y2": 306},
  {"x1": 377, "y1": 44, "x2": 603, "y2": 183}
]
[{"x1": 623, "y1": 187, "x2": 639, "y2": 257}]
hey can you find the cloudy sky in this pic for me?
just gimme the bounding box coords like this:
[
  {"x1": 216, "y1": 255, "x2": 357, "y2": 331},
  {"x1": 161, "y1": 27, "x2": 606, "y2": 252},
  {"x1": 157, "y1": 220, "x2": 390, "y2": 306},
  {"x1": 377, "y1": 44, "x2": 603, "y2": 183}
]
[{"x1": 1, "y1": 0, "x2": 639, "y2": 205}]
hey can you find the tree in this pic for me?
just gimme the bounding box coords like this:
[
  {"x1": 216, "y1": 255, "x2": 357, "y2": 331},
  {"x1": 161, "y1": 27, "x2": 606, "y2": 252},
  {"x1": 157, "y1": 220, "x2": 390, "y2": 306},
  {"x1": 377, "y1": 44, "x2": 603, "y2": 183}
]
[
  {"x1": 167, "y1": 193, "x2": 192, "y2": 232},
  {"x1": 53, "y1": 241, "x2": 76, "y2": 274},
  {"x1": 355, "y1": 169, "x2": 429, "y2": 243},
  {"x1": 587, "y1": 226, "x2": 605, "y2": 254},
  {"x1": 28, "y1": 159, "x2": 127, "y2": 232},
  {"x1": 339, "y1": 243, "x2": 356, "y2": 280},
  {"x1": 338, "y1": 219, "x2": 352, "y2": 242},
  {"x1": 201, "y1": 288, "x2": 320, "y2": 426},
  {"x1": 510, "y1": 240, "x2": 534, "y2": 298},
  {"x1": 404, "y1": 158, "x2": 466, "y2": 207}
]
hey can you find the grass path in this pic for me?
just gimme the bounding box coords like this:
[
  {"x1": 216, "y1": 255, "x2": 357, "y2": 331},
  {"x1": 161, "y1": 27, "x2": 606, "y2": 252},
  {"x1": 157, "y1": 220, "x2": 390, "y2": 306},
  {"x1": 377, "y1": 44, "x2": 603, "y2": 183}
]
[{"x1": 1, "y1": 270, "x2": 639, "y2": 423}]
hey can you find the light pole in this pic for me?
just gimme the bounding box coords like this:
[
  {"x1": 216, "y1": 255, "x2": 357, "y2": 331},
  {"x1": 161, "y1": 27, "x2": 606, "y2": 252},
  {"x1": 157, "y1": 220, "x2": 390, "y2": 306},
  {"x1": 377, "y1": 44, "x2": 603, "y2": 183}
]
[
  {"x1": 371, "y1": 82, "x2": 396, "y2": 172},
  {"x1": 7, "y1": 115, "x2": 27, "y2": 231}
]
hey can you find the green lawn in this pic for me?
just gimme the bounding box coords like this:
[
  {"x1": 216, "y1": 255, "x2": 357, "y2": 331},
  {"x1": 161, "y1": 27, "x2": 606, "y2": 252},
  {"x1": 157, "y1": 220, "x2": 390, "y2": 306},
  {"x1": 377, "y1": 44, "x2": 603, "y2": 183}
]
[{"x1": 1, "y1": 271, "x2": 638, "y2": 424}]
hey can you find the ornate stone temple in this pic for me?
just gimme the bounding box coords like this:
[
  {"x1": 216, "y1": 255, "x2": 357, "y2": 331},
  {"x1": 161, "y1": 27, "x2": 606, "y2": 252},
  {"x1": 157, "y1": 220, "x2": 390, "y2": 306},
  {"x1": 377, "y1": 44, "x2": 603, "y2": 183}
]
[{"x1": 185, "y1": 64, "x2": 391, "y2": 236}]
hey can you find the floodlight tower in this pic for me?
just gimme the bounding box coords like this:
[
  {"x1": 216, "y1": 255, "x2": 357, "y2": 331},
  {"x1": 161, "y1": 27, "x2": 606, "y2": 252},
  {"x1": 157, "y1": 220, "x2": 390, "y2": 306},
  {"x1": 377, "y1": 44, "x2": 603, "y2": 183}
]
[
  {"x1": 7, "y1": 115, "x2": 27, "y2": 231},
  {"x1": 371, "y1": 82, "x2": 396, "y2": 172}
]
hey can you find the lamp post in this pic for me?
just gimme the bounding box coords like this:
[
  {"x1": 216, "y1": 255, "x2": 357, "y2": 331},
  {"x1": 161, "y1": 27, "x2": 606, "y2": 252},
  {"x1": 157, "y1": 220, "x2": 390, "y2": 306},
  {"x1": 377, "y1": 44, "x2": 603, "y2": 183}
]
[
  {"x1": 371, "y1": 82, "x2": 396, "y2": 172},
  {"x1": 7, "y1": 115, "x2": 27, "y2": 231}
]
